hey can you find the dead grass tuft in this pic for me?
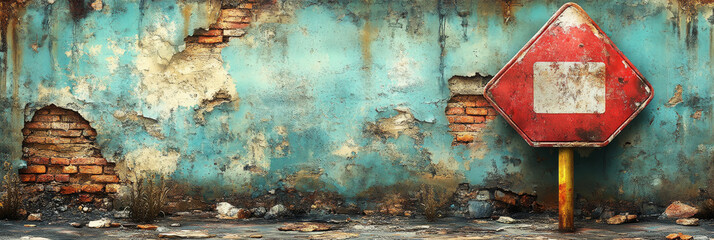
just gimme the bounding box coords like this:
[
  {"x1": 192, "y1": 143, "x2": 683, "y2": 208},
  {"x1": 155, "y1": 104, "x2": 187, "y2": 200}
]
[
  {"x1": 0, "y1": 162, "x2": 22, "y2": 220},
  {"x1": 417, "y1": 184, "x2": 452, "y2": 222},
  {"x1": 128, "y1": 174, "x2": 170, "y2": 223}
]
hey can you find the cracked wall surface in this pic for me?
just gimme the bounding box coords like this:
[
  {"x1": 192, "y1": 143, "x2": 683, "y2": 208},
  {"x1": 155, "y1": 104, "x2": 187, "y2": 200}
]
[{"x1": 0, "y1": 0, "x2": 713, "y2": 211}]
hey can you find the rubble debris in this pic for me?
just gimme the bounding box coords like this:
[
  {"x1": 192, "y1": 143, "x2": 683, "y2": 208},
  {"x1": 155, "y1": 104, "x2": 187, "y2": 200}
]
[
  {"x1": 70, "y1": 222, "x2": 82, "y2": 228},
  {"x1": 114, "y1": 210, "x2": 130, "y2": 219},
  {"x1": 468, "y1": 200, "x2": 493, "y2": 219},
  {"x1": 110, "y1": 222, "x2": 121, "y2": 227},
  {"x1": 663, "y1": 201, "x2": 698, "y2": 218},
  {"x1": 170, "y1": 223, "x2": 181, "y2": 227},
  {"x1": 265, "y1": 204, "x2": 287, "y2": 219},
  {"x1": 496, "y1": 216, "x2": 515, "y2": 224},
  {"x1": 137, "y1": 224, "x2": 158, "y2": 230},
  {"x1": 87, "y1": 218, "x2": 111, "y2": 228},
  {"x1": 251, "y1": 207, "x2": 266, "y2": 218},
  {"x1": 666, "y1": 233, "x2": 693, "y2": 240},
  {"x1": 158, "y1": 230, "x2": 216, "y2": 238},
  {"x1": 675, "y1": 218, "x2": 699, "y2": 226},
  {"x1": 24, "y1": 224, "x2": 36, "y2": 227},
  {"x1": 606, "y1": 214, "x2": 637, "y2": 225},
  {"x1": 249, "y1": 235, "x2": 263, "y2": 238},
  {"x1": 26, "y1": 213, "x2": 41, "y2": 221},
  {"x1": 216, "y1": 202, "x2": 243, "y2": 219},
  {"x1": 309, "y1": 231, "x2": 360, "y2": 239},
  {"x1": 278, "y1": 222, "x2": 332, "y2": 232}
]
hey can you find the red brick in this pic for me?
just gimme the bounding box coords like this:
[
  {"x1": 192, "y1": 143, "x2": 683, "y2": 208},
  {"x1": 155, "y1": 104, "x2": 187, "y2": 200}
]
[
  {"x1": 45, "y1": 137, "x2": 71, "y2": 144},
  {"x1": 465, "y1": 123, "x2": 487, "y2": 131},
  {"x1": 62, "y1": 165, "x2": 78, "y2": 174},
  {"x1": 47, "y1": 107, "x2": 69, "y2": 115},
  {"x1": 19, "y1": 174, "x2": 36, "y2": 182},
  {"x1": 448, "y1": 116, "x2": 479, "y2": 124},
  {"x1": 22, "y1": 128, "x2": 31, "y2": 136},
  {"x1": 54, "y1": 174, "x2": 70, "y2": 182},
  {"x1": 50, "y1": 122, "x2": 71, "y2": 129},
  {"x1": 83, "y1": 129, "x2": 97, "y2": 136},
  {"x1": 105, "y1": 184, "x2": 121, "y2": 193},
  {"x1": 448, "y1": 124, "x2": 467, "y2": 132},
  {"x1": 24, "y1": 122, "x2": 53, "y2": 130},
  {"x1": 91, "y1": 175, "x2": 119, "y2": 183},
  {"x1": 218, "y1": 16, "x2": 251, "y2": 23},
  {"x1": 60, "y1": 114, "x2": 87, "y2": 123},
  {"x1": 68, "y1": 122, "x2": 91, "y2": 130},
  {"x1": 220, "y1": 8, "x2": 251, "y2": 18},
  {"x1": 82, "y1": 184, "x2": 104, "y2": 193},
  {"x1": 466, "y1": 107, "x2": 488, "y2": 116},
  {"x1": 79, "y1": 165, "x2": 103, "y2": 174},
  {"x1": 51, "y1": 157, "x2": 70, "y2": 165},
  {"x1": 487, "y1": 108, "x2": 499, "y2": 116},
  {"x1": 237, "y1": 3, "x2": 253, "y2": 9},
  {"x1": 35, "y1": 109, "x2": 50, "y2": 115},
  {"x1": 456, "y1": 134, "x2": 475, "y2": 142},
  {"x1": 69, "y1": 138, "x2": 92, "y2": 143},
  {"x1": 32, "y1": 115, "x2": 60, "y2": 122},
  {"x1": 198, "y1": 36, "x2": 223, "y2": 44},
  {"x1": 71, "y1": 157, "x2": 107, "y2": 165},
  {"x1": 211, "y1": 22, "x2": 250, "y2": 29},
  {"x1": 20, "y1": 165, "x2": 46, "y2": 174},
  {"x1": 26, "y1": 157, "x2": 50, "y2": 165},
  {"x1": 60, "y1": 184, "x2": 82, "y2": 194},
  {"x1": 78, "y1": 194, "x2": 94, "y2": 203},
  {"x1": 36, "y1": 174, "x2": 54, "y2": 182},
  {"x1": 485, "y1": 115, "x2": 497, "y2": 120},
  {"x1": 194, "y1": 28, "x2": 223, "y2": 36},
  {"x1": 24, "y1": 136, "x2": 46, "y2": 144},
  {"x1": 445, "y1": 107, "x2": 464, "y2": 115},
  {"x1": 104, "y1": 165, "x2": 115, "y2": 174},
  {"x1": 475, "y1": 97, "x2": 490, "y2": 107},
  {"x1": 54, "y1": 130, "x2": 83, "y2": 137}
]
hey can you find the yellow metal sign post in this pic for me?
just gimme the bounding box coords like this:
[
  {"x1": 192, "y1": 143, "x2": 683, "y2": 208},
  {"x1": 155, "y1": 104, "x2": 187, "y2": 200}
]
[{"x1": 558, "y1": 148, "x2": 574, "y2": 232}]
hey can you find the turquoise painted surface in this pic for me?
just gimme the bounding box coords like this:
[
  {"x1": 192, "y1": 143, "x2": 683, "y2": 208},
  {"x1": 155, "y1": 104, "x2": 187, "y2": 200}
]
[{"x1": 1, "y1": 0, "x2": 712, "y2": 206}]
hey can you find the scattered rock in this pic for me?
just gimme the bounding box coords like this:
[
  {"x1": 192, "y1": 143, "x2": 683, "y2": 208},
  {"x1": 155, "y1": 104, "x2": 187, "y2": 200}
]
[
  {"x1": 19, "y1": 236, "x2": 50, "y2": 240},
  {"x1": 217, "y1": 202, "x2": 239, "y2": 218},
  {"x1": 27, "y1": 213, "x2": 41, "y2": 221},
  {"x1": 495, "y1": 216, "x2": 516, "y2": 224},
  {"x1": 265, "y1": 204, "x2": 287, "y2": 219},
  {"x1": 467, "y1": 200, "x2": 493, "y2": 219},
  {"x1": 663, "y1": 201, "x2": 698, "y2": 219},
  {"x1": 308, "y1": 231, "x2": 359, "y2": 239},
  {"x1": 87, "y1": 218, "x2": 111, "y2": 228},
  {"x1": 278, "y1": 222, "x2": 332, "y2": 232},
  {"x1": 24, "y1": 224, "x2": 36, "y2": 227},
  {"x1": 666, "y1": 233, "x2": 693, "y2": 240},
  {"x1": 110, "y1": 222, "x2": 122, "y2": 228},
  {"x1": 675, "y1": 218, "x2": 699, "y2": 226},
  {"x1": 251, "y1": 207, "x2": 266, "y2": 218},
  {"x1": 249, "y1": 235, "x2": 263, "y2": 238},
  {"x1": 158, "y1": 230, "x2": 216, "y2": 238},
  {"x1": 236, "y1": 208, "x2": 251, "y2": 219},
  {"x1": 70, "y1": 222, "x2": 82, "y2": 228},
  {"x1": 606, "y1": 214, "x2": 637, "y2": 225},
  {"x1": 170, "y1": 223, "x2": 181, "y2": 227},
  {"x1": 114, "y1": 210, "x2": 130, "y2": 219},
  {"x1": 137, "y1": 224, "x2": 158, "y2": 230}
]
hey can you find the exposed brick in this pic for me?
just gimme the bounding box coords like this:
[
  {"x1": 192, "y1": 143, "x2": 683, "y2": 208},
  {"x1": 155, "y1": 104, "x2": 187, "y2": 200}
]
[
  {"x1": 54, "y1": 130, "x2": 83, "y2": 137},
  {"x1": 24, "y1": 136, "x2": 46, "y2": 144},
  {"x1": 82, "y1": 184, "x2": 104, "y2": 193},
  {"x1": 475, "y1": 97, "x2": 490, "y2": 107},
  {"x1": 71, "y1": 157, "x2": 107, "y2": 165},
  {"x1": 69, "y1": 138, "x2": 92, "y2": 144},
  {"x1": 54, "y1": 174, "x2": 70, "y2": 182},
  {"x1": 211, "y1": 22, "x2": 250, "y2": 29},
  {"x1": 19, "y1": 174, "x2": 36, "y2": 182},
  {"x1": 62, "y1": 165, "x2": 78, "y2": 174},
  {"x1": 220, "y1": 8, "x2": 250, "y2": 18},
  {"x1": 219, "y1": 16, "x2": 251, "y2": 23},
  {"x1": 194, "y1": 28, "x2": 223, "y2": 36},
  {"x1": 223, "y1": 29, "x2": 246, "y2": 37},
  {"x1": 36, "y1": 109, "x2": 50, "y2": 115},
  {"x1": 91, "y1": 175, "x2": 119, "y2": 183},
  {"x1": 445, "y1": 107, "x2": 465, "y2": 115},
  {"x1": 456, "y1": 134, "x2": 475, "y2": 142},
  {"x1": 47, "y1": 107, "x2": 70, "y2": 115},
  {"x1": 32, "y1": 115, "x2": 60, "y2": 122},
  {"x1": 36, "y1": 174, "x2": 54, "y2": 182},
  {"x1": 104, "y1": 165, "x2": 115, "y2": 174},
  {"x1": 51, "y1": 157, "x2": 70, "y2": 165},
  {"x1": 50, "y1": 122, "x2": 71, "y2": 129},
  {"x1": 26, "y1": 157, "x2": 50, "y2": 165},
  {"x1": 22, "y1": 128, "x2": 31, "y2": 136},
  {"x1": 465, "y1": 123, "x2": 487, "y2": 132},
  {"x1": 45, "y1": 137, "x2": 71, "y2": 144},
  {"x1": 485, "y1": 115, "x2": 497, "y2": 120},
  {"x1": 83, "y1": 129, "x2": 97, "y2": 136},
  {"x1": 60, "y1": 114, "x2": 87, "y2": 123},
  {"x1": 78, "y1": 194, "x2": 94, "y2": 203},
  {"x1": 448, "y1": 116, "x2": 479, "y2": 124},
  {"x1": 198, "y1": 36, "x2": 223, "y2": 44},
  {"x1": 448, "y1": 124, "x2": 467, "y2": 132},
  {"x1": 46, "y1": 185, "x2": 61, "y2": 192},
  {"x1": 105, "y1": 184, "x2": 121, "y2": 193},
  {"x1": 79, "y1": 165, "x2": 103, "y2": 174},
  {"x1": 20, "y1": 165, "x2": 46, "y2": 174},
  {"x1": 487, "y1": 108, "x2": 499, "y2": 116},
  {"x1": 60, "y1": 184, "x2": 82, "y2": 194},
  {"x1": 47, "y1": 165, "x2": 64, "y2": 174},
  {"x1": 24, "y1": 122, "x2": 52, "y2": 130},
  {"x1": 466, "y1": 107, "x2": 488, "y2": 116},
  {"x1": 68, "y1": 122, "x2": 91, "y2": 130}
]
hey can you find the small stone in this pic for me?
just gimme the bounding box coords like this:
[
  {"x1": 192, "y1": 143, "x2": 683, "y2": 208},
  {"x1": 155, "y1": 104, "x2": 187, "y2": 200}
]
[
  {"x1": 607, "y1": 214, "x2": 637, "y2": 225},
  {"x1": 27, "y1": 213, "x2": 41, "y2": 221},
  {"x1": 249, "y1": 235, "x2": 263, "y2": 238},
  {"x1": 676, "y1": 218, "x2": 699, "y2": 226},
  {"x1": 251, "y1": 207, "x2": 266, "y2": 218},
  {"x1": 47, "y1": 0, "x2": 55, "y2": 4},
  {"x1": 265, "y1": 204, "x2": 287, "y2": 219},
  {"x1": 82, "y1": 206, "x2": 91, "y2": 212},
  {"x1": 308, "y1": 232, "x2": 359, "y2": 239},
  {"x1": 70, "y1": 222, "x2": 82, "y2": 228},
  {"x1": 495, "y1": 216, "x2": 516, "y2": 224},
  {"x1": 663, "y1": 201, "x2": 698, "y2": 219},
  {"x1": 170, "y1": 223, "x2": 181, "y2": 227},
  {"x1": 58, "y1": 206, "x2": 67, "y2": 212},
  {"x1": 467, "y1": 200, "x2": 493, "y2": 219},
  {"x1": 278, "y1": 222, "x2": 332, "y2": 232},
  {"x1": 110, "y1": 222, "x2": 122, "y2": 228},
  {"x1": 114, "y1": 210, "x2": 130, "y2": 218},
  {"x1": 24, "y1": 224, "x2": 36, "y2": 227},
  {"x1": 475, "y1": 190, "x2": 492, "y2": 201},
  {"x1": 236, "y1": 208, "x2": 251, "y2": 219},
  {"x1": 87, "y1": 218, "x2": 111, "y2": 228},
  {"x1": 217, "y1": 202, "x2": 239, "y2": 217},
  {"x1": 138, "y1": 224, "x2": 158, "y2": 230},
  {"x1": 158, "y1": 230, "x2": 216, "y2": 238}
]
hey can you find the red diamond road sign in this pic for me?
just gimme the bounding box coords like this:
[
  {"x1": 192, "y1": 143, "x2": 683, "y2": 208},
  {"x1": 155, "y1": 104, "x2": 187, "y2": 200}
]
[{"x1": 483, "y1": 3, "x2": 654, "y2": 147}]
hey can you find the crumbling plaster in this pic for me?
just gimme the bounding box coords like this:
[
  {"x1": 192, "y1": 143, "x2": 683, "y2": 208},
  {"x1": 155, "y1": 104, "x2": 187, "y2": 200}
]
[{"x1": 0, "y1": 0, "x2": 712, "y2": 208}]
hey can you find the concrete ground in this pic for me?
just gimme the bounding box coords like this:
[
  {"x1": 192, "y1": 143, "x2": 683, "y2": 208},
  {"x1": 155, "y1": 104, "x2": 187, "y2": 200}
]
[{"x1": 0, "y1": 214, "x2": 712, "y2": 239}]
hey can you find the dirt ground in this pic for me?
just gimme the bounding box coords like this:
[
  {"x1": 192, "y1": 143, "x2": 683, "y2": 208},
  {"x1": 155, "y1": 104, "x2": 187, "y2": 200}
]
[{"x1": 0, "y1": 213, "x2": 712, "y2": 239}]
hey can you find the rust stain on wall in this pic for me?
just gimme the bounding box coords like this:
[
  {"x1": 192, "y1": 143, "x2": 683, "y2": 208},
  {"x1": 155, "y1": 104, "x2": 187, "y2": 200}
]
[{"x1": 666, "y1": 84, "x2": 683, "y2": 107}]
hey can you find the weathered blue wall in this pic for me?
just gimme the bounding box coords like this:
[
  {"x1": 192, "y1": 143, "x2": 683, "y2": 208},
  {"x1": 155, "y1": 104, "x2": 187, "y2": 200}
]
[{"x1": 1, "y1": 0, "x2": 713, "y2": 208}]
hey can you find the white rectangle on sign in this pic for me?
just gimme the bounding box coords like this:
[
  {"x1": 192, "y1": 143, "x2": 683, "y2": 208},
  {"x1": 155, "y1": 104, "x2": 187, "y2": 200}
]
[{"x1": 533, "y1": 62, "x2": 606, "y2": 114}]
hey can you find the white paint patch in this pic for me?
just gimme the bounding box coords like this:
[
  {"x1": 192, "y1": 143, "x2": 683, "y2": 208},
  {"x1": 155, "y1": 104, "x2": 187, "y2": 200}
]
[
  {"x1": 388, "y1": 51, "x2": 422, "y2": 89},
  {"x1": 121, "y1": 147, "x2": 180, "y2": 179},
  {"x1": 533, "y1": 62, "x2": 606, "y2": 114},
  {"x1": 105, "y1": 56, "x2": 119, "y2": 73},
  {"x1": 332, "y1": 139, "x2": 360, "y2": 158}
]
